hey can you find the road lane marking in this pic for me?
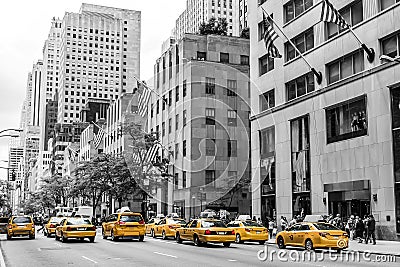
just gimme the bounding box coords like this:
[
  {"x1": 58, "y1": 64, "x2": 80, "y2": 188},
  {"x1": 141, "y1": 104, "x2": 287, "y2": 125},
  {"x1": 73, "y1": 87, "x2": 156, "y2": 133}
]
[
  {"x1": 228, "y1": 259, "x2": 237, "y2": 262},
  {"x1": 153, "y1": 252, "x2": 178, "y2": 258},
  {"x1": 53, "y1": 242, "x2": 62, "y2": 247},
  {"x1": 82, "y1": 256, "x2": 98, "y2": 264},
  {"x1": 105, "y1": 240, "x2": 119, "y2": 245},
  {"x1": 0, "y1": 246, "x2": 6, "y2": 267}
]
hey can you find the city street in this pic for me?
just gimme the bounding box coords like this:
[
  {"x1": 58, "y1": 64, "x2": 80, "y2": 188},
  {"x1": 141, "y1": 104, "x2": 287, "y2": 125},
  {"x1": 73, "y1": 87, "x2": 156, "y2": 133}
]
[{"x1": 0, "y1": 230, "x2": 398, "y2": 266}]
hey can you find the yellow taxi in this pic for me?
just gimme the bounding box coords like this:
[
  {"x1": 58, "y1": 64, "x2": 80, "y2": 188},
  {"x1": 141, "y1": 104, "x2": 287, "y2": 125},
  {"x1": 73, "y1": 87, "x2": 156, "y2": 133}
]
[
  {"x1": 175, "y1": 219, "x2": 235, "y2": 247},
  {"x1": 145, "y1": 217, "x2": 162, "y2": 235},
  {"x1": 44, "y1": 217, "x2": 64, "y2": 237},
  {"x1": 152, "y1": 218, "x2": 186, "y2": 239},
  {"x1": 276, "y1": 222, "x2": 349, "y2": 251},
  {"x1": 7, "y1": 215, "x2": 35, "y2": 240},
  {"x1": 227, "y1": 220, "x2": 268, "y2": 244},
  {"x1": 55, "y1": 217, "x2": 96, "y2": 243},
  {"x1": 102, "y1": 212, "x2": 145, "y2": 241}
]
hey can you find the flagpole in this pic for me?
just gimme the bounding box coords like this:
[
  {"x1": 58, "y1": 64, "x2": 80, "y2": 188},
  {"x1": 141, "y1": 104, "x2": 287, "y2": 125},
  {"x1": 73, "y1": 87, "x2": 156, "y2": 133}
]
[
  {"x1": 261, "y1": 7, "x2": 323, "y2": 85},
  {"x1": 347, "y1": 28, "x2": 375, "y2": 63}
]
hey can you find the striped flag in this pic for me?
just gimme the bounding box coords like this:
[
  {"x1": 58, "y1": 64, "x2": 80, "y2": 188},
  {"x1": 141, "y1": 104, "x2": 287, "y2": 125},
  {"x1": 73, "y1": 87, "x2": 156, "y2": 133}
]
[
  {"x1": 262, "y1": 13, "x2": 281, "y2": 58},
  {"x1": 320, "y1": 0, "x2": 349, "y2": 29},
  {"x1": 145, "y1": 143, "x2": 161, "y2": 163},
  {"x1": 137, "y1": 81, "x2": 152, "y2": 117},
  {"x1": 93, "y1": 127, "x2": 106, "y2": 149}
]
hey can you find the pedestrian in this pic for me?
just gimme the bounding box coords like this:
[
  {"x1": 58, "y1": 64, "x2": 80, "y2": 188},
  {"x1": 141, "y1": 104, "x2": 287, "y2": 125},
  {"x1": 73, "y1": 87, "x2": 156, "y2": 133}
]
[
  {"x1": 366, "y1": 215, "x2": 376, "y2": 245},
  {"x1": 333, "y1": 214, "x2": 342, "y2": 229},
  {"x1": 268, "y1": 219, "x2": 275, "y2": 238},
  {"x1": 289, "y1": 216, "x2": 297, "y2": 227},
  {"x1": 355, "y1": 216, "x2": 364, "y2": 243},
  {"x1": 362, "y1": 215, "x2": 369, "y2": 242},
  {"x1": 280, "y1": 216, "x2": 288, "y2": 231}
]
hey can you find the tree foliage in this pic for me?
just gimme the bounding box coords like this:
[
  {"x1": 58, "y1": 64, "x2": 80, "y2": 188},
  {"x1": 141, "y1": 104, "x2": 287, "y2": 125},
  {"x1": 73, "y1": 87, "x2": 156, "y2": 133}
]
[
  {"x1": 199, "y1": 17, "x2": 228, "y2": 36},
  {"x1": 240, "y1": 27, "x2": 250, "y2": 39}
]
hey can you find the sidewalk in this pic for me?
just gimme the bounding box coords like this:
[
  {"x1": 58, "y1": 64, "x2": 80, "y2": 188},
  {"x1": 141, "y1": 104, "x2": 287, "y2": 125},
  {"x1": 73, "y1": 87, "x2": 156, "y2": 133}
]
[{"x1": 267, "y1": 238, "x2": 400, "y2": 256}]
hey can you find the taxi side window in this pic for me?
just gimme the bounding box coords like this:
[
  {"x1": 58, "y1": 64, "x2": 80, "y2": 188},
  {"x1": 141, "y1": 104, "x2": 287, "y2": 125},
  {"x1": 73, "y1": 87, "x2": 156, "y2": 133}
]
[
  {"x1": 293, "y1": 225, "x2": 303, "y2": 231},
  {"x1": 159, "y1": 219, "x2": 166, "y2": 225},
  {"x1": 148, "y1": 218, "x2": 154, "y2": 224},
  {"x1": 301, "y1": 225, "x2": 310, "y2": 231},
  {"x1": 229, "y1": 223, "x2": 239, "y2": 227},
  {"x1": 59, "y1": 219, "x2": 66, "y2": 226},
  {"x1": 190, "y1": 220, "x2": 198, "y2": 228},
  {"x1": 112, "y1": 214, "x2": 118, "y2": 221}
]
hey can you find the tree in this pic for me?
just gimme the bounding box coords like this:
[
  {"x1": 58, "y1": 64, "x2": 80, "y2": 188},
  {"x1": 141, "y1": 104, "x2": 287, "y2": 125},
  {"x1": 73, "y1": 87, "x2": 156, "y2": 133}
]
[
  {"x1": 199, "y1": 17, "x2": 228, "y2": 36},
  {"x1": 240, "y1": 27, "x2": 250, "y2": 39},
  {"x1": 41, "y1": 174, "x2": 72, "y2": 207}
]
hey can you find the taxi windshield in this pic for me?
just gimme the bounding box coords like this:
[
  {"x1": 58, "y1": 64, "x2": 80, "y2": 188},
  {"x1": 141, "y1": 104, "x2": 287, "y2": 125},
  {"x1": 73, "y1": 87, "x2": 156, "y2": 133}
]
[
  {"x1": 201, "y1": 221, "x2": 227, "y2": 228},
  {"x1": 242, "y1": 221, "x2": 262, "y2": 227},
  {"x1": 120, "y1": 215, "x2": 142, "y2": 222},
  {"x1": 66, "y1": 218, "x2": 91, "y2": 225},
  {"x1": 12, "y1": 217, "x2": 31, "y2": 224},
  {"x1": 312, "y1": 223, "x2": 340, "y2": 231}
]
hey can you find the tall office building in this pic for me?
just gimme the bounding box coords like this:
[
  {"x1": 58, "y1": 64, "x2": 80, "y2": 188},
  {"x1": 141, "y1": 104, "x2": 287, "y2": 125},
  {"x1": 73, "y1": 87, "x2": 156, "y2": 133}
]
[
  {"x1": 250, "y1": 0, "x2": 400, "y2": 240},
  {"x1": 57, "y1": 3, "x2": 141, "y2": 124},
  {"x1": 30, "y1": 60, "x2": 44, "y2": 127},
  {"x1": 149, "y1": 33, "x2": 251, "y2": 218},
  {"x1": 8, "y1": 137, "x2": 23, "y2": 182},
  {"x1": 174, "y1": 0, "x2": 240, "y2": 39},
  {"x1": 238, "y1": 0, "x2": 248, "y2": 33}
]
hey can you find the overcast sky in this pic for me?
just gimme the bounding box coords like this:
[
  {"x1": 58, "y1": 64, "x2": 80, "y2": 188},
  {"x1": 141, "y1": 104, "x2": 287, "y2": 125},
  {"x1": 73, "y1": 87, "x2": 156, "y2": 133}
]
[{"x1": 0, "y1": 0, "x2": 186, "y2": 178}]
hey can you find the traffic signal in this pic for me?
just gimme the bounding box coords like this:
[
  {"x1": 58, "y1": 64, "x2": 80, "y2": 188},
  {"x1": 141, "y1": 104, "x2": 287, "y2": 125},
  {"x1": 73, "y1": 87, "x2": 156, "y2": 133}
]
[{"x1": 11, "y1": 170, "x2": 16, "y2": 181}]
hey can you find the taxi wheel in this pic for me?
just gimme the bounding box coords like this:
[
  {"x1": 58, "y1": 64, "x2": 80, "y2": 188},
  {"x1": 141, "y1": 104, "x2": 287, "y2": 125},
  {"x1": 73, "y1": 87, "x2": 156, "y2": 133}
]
[
  {"x1": 305, "y1": 239, "x2": 313, "y2": 251},
  {"x1": 151, "y1": 230, "x2": 155, "y2": 238},
  {"x1": 43, "y1": 230, "x2": 47, "y2": 237},
  {"x1": 89, "y1": 237, "x2": 95, "y2": 243},
  {"x1": 55, "y1": 234, "x2": 59, "y2": 241},
  {"x1": 162, "y1": 231, "x2": 167, "y2": 240},
  {"x1": 6, "y1": 234, "x2": 11, "y2": 240},
  {"x1": 139, "y1": 235, "x2": 144, "y2": 242},
  {"x1": 111, "y1": 230, "x2": 119, "y2": 241},
  {"x1": 29, "y1": 234, "x2": 35, "y2": 240},
  {"x1": 176, "y1": 233, "x2": 182, "y2": 244},
  {"x1": 193, "y1": 235, "x2": 202, "y2": 247},
  {"x1": 102, "y1": 228, "x2": 107, "y2": 239},
  {"x1": 277, "y1": 236, "x2": 285, "y2": 249},
  {"x1": 235, "y1": 234, "x2": 243, "y2": 244},
  {"x1": 46, "y1": 232, "x2": 52, "y2": 238},
  {"x1": 223, "y1": 242, "x2": 231, "y2": 247},
  {"x1": 259, "y1": 241, "x2": 265, "y2": 245},
  {"x1": 61, "y1": 234, "x2": 68, "y2": 243}
]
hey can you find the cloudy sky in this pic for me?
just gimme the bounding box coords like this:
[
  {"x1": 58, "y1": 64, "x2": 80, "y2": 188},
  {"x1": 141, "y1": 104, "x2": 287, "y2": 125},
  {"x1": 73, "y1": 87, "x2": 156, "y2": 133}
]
[{"x1": 0, "y1": 0, "x2": 186, "y2": 178}]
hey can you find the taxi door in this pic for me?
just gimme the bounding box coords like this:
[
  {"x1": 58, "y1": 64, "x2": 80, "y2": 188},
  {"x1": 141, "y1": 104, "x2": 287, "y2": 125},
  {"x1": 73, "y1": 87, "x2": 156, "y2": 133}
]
[
  {"x1": 285, "y1": 225, "x2": 300, "y2": 246},
  {"x1": 107, "y1": 214, "x2": 118, "y2": 235},
  {"x1": 297, "y1": 224, "x2": 311, "y2": 246},
  {"x1": 155, "y1": 219, "x2": 166, "y2": 236},
  {"x1": 188, "y1": 220, "x2": 199, "y2": 241},
  {"x1": 181, "y1": 220, "x2": 196, "y2": 240},
  {"x1": 292, "y1": 224, "x2": 306, "y2": 246}
]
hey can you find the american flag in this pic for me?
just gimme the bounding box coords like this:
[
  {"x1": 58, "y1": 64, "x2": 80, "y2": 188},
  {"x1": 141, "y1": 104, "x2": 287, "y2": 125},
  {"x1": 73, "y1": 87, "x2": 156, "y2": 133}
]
[
  {"x1": 145, "y1": 143, "x2": 161, "y2": 163},
  {"x1": 320, "y1": 0, "x2": 349, "y2": 29},
  {"x1": 93, "y1": 127, "x2": 106, "y2": 149},
  {"x1": 137, "y1": 81, "x2": 152, "y2": 117},
  {"x1": 262, "y1": 13, "x2": 281, "y2": 58}
]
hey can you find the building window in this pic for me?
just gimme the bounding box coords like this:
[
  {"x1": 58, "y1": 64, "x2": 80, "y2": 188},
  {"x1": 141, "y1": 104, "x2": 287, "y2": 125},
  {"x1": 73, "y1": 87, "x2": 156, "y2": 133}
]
[
  {"x1": 260, "y1": 126, "x2": 276, "y2": 197},
  {"x1": 162, "y1": 122, "x2": 166, "y2": 136},
  {"x1": 175, "y1": 86, "x2": 179, "y2": 102},
  {"x1": 197, "y1": 51, "x2": 207, "y2": 60},
  {"x1": 291, "y1": 115, "x2": 311, "y2": 216},
  {"x1": 175, "y1": 143, "x2": 179, "y2": 159},
  {"x1": 182, "y1": 171, "x2": 186, "y2": 188},
  {"x1": 206, "y1": 77, "x2": 215, "y2": 94},
  {"x1": 286, "y1": 72, "x2": 314, "y2": 101},
  {"x1": 284, "y1": 0, "x2": 313, "y2": 23},
  {"x1": 205, "y1": 170, "x2": 215, "y2": 186},
  {"x1": 285, "y1": 28, "x2": 314, "y2": 62},
  {"x1": 183, "y1": 110, "x2": 187, "y2": 126},
  {"x1": 174, "y1": 173, "x2": 179, "y2": 189},
  {"x1": 220, "y1": 52, "x2": 230, "y2": 63},
  {"x1": 156, "y1": 100, "x2": 160, "y2": 114},
  {"x1": 259, "y1": 54, "x2": 274, "y2": 76},
  {"x1": 326, "y1": 96, "x2": 367, "y2": 143},
  {"x1": 227, "y1": 80, "x2": 237, "y2": 96},
  {"x1": 259, "y1": 89, "x2": 275, "y2": 112},
  {"x1": 390, "y1": 87, "x2": 400, "y2": 232},
  {"x1": 381, "y1": 32, "x2": 400, "y2": 58},
  {"x1": 327, "y1": 0, "x2": 363, "y2": 39},
  {"x1": 380, "y1": 0, "x2": 400, "y2": 11},
  {"x1": 176, "y1": 114, "x2": 179, "y2": 130},
  {"x1": 260, "y1": 126, "x2": 275, "y2": 158},
  {"x1": 183, "y1": 80, "x2": 187, "y2": 97},
  {"x1": 227, "y1": 110, "x2": 237, "y2": 126},
  {"x1": 206, "y1": 139, "x2": 216, "y2": 156},
  {"x1": 327, "y1": 50, "x2": 364, "y2": 84},
  {"x1": 183, "y1": 140, "x2": 187, "y2": 157},
  {"x1": 168, "y1": 90, "x2": 172, "y2": 106},
  {"x1": 205, "y1": 108, "x2": 216, "y2": 125},
  {"x1": 240, "y1": 55, "x2": 249, "y2": 65},
  {"x1": 169, "y1": 118, "x2": 172, "y2": 133},
  {"x1": 227, "y1": 140, "x2": 237, "y2": 157}
]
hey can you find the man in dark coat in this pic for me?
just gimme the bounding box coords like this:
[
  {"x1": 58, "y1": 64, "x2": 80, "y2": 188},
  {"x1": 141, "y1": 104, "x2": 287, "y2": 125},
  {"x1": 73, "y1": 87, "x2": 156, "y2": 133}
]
[
  {"x1": 366, "y1": 214, "x2": 376, "y2": 245},
  {"x1": 355, "y1": 216, "x2": 364, "y2": 243}
]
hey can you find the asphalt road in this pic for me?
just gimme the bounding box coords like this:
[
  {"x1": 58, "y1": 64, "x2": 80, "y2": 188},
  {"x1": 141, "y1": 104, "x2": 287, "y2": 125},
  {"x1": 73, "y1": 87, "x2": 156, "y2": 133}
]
[{"x1": 0, "y1": 230, "x2": 398, "y2": 266}]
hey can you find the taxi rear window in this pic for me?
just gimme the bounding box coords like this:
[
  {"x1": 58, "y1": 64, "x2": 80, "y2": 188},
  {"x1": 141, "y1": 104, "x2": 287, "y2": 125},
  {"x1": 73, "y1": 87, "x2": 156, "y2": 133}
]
[
  {"x1": 67, "y1": 218, "x2": 91, "y2": 225},
  {"x1": 169, "y1": 219, "x2": 186, "y2": 225},
  {"x1": 242, "y1": 221, "x2": 262, "y2": 227},
  {"x1": 12, "y1": 217, "x2": 32, "y2": 224},
  {"x1": 312, "y1": 223, "x2": 340, "y2": 230},
  {"x1": 120, "y1": 215, "x2": 142, "y2": 222},
  {"x1": 201, "y1": 221, "x2": 227, "y2": 228}
]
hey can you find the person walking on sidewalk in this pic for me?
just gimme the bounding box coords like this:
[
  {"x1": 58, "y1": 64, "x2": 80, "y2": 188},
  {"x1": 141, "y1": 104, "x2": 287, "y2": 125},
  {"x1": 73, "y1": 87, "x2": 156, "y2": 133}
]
[
  {"x1": 365, "y1": 214, "x2": 376, "y2": 245},
  {"x1": 355, "y1": 216, "x2": 364, "y2": 243},
  {"x1": 280, "y1": 216, "x2": 288, "y2": 231}
]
